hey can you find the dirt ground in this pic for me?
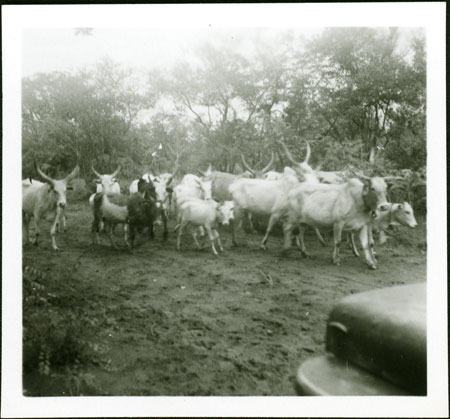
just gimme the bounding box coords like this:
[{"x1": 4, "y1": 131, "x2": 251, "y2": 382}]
[{"x1": 22, "y1": 201, "x2": 427, "y2": 396}]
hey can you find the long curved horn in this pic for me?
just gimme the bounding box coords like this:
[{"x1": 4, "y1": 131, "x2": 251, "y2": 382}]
[
  {"x1": 92, "y1": 166, "x2": 102, "y2": 178},
  {"x1": 303, "y1": 140, "x2": 311, "y2": 164},
  {"x1": 260, "y1": 152, "x2": 275, "y2": 174},
  {"x1": 64, "y1": 165, "x2": 79, "y2": 183},
  {"x1": 240, "y1": 154, "x2": 255, "y2": 175},
  {"x1": 278, "y1": 140, "x2": 300, "y2": 166},
  {"x1": 35, "y1": 162, "x2": 55, "y2": 185},
  {"x1": 111, "y1": 166, "x2": 121, "y2": 178}
]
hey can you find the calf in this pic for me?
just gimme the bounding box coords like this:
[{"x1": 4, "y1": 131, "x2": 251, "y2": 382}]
[
  {"x1": 348, "y1": 202, "x2": 417, "y2": 260},
  {"x1": 175, "y1": 199, "x2": 234, "y2": 256},
  {"x1": 130, "y1": 172, "x2": 174, "y2": 240},
  {"x1": 92, "y1": 179, "x2": 157, "y2": 250},
  {"x1": 22, "y1": 165, "x2": 79, "y2": 250}
]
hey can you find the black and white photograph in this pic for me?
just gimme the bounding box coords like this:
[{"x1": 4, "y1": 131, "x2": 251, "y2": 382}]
[{"x1": 2, "y1": 3, "x2": 447, "y2": 418}]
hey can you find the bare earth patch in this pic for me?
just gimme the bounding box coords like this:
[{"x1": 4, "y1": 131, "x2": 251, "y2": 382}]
[{"x1": 22, "y1": 201, "x2": 426, "y2": 396}]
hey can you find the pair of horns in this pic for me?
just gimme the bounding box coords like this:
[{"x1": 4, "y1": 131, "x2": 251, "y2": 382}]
[
  {"x1": 92, "y1": 166, "x2": 121, "y2": 178},
  {"x1": 35, "y1": 161, "x2": 79, "y2": 184},
  {"x1": 277, "y1": 138, "x2": 311, "y2": 166},
  {"x1": 240, "y1": 152, "x2": 275, "y2": 175}
]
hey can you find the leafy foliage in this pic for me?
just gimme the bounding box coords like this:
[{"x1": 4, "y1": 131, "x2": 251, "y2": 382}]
[
  {"x1": 22, "y1": 29, "x2": 426, "y2": 212},
  {"x1": 23, "y1": 265, "x2": 109, "y2": 395}
]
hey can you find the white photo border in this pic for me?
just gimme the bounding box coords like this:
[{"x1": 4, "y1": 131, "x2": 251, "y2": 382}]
[{"x1": 2, "y1": 3, "x2": 447, "y2": 418}]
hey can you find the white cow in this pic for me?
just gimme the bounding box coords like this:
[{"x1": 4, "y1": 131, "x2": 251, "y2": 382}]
[
  {"x1": 348, "y1": 202, "x2": 418, "y2": 260},
  {"x1": 89, "y1": 166, "x2": 121, "y2": 207},
  {"x1": 175, "y1": 198, "x2": 234, "y2": 256},
  {"x1": 229, "y1": 168, "x2": 302, "y2": 249},
  {"x1": 22, "y1": 165, "x2": 79, "y2": 250},
  {"x1": 283, "y1": 177, "x2": 388, "y2": 269}
]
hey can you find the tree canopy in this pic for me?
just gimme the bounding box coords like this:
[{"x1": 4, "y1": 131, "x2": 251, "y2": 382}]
[{"x1": 22, "y1": 28, "x2": 426, "y2": 182}]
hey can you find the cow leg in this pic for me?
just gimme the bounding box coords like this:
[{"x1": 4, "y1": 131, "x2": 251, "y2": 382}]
[
  {"x1": 107, "y1": 223, "x2": 119, "y2": 249},
  {"x1": 33, "y1": 209, "x2": 41, "y2": 246},
  {"x1": 205, "y1": 224, "x2": 219, "y2": 256},
  {"x1": 192, "y1": 228, "x2": 202, "y2": 249},
  {"x1": 359, "y1": 225, "x2": 377, "y2": 269},
  {"x1": 378, "y1": 230, "x2": 387, "y2": 245},
  {"x1": 124, "y1": 223, "x2": 131, "y2": 251},
  {"x1": 246, "y1": 212, "x2": 256, "y2": 233},
  {"x1": 23, "y1": 212, "x2": 31, "y2": 245},
  {"x1": 162, "y1": 210, "x2": 168, "y2": 241},
  {"x1": 50, "y1": 211, "x2": 60, "y2": 251},
  {"x1": 91, "y1": 215, "x2": 101, "y2": 245},
  {"x1": 314, "y1": 228, "x2": 326, "y2": 247},
  {"x1": 332, "y1": 223, "x2": 344, "y2": 265},
  {"x1": 261, "y1": 214, "x2": 278, "y2": 250},
  {"x1": 349, "y1": 233, "x2": 360, "y2": 257},
  {"x1": 129, "y1": 223, "x2": 136, "y2": 249},
  {"x1": 214, "y1": 229, "x2": 224, "y2": 252},
  {"x1": 298, "y1": 225, "x2": 310, "y2": 258},
  {"x1": 294, "y1": 233, "x2": 301, "y2": 250},
  {"x1": 231, "y1": 207, "x2": 244, "y2": 246},
  {"x1": 282, "y1": 219, "x2": 294, "y2": 251},
  {"x1": 368, "y1": 224, "x2": 377, "y2": 264},
  {"x1": 177, "y1": 220, "x2": 187, "y2": 251},
  {"x1": 62, "y1": 210, "x2": 67, "y2": 233}
]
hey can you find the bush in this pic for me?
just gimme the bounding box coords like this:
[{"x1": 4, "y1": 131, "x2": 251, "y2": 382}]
[
  {"x1": 22, "y1": 265, "x2": 103, "y2": 396},
  {"x1": 69, "y1": 178, "x2": 92, "y2": 202}
]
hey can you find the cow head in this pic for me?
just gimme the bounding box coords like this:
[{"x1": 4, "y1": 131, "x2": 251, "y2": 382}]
[
  {"x1": 152, "y1": 173, "x2": 174, "y2": 210},
  {"x1": 92, "y1": 166, "x2": 121, "y2": 193},
  {"x1": 36, "y1": 163, "x2": 79, "y2": 209},
  {"x1": 379, "y1": 202, "x2": 417, "y2": 228},
  {"x1": 217, "y1": 200, "x2": 235, "y2": 225},
  {"x1": 194, "y1": 178, "x2": 212, "y2": 200},
  {"x1": 361, "y1": 176, "x2": 388, "y2": 212}
]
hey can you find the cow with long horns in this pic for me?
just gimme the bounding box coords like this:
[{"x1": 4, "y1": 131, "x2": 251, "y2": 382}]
[
  {"x1": 283, "y1": 177, "x2": 389, "y2": 269},
  {"x1": 22, "y1": 164, "x2": 79, "y2": 250}
]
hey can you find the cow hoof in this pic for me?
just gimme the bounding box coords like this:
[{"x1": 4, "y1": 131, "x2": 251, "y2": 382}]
[
  {"x1": 301, "y1": 252, "x2": 310, "y2": 259},
  {"x1": 260, "y1": 245, "x2": 267, "y2": 251},
  {"x1": 368, "y1": 264, "x2": 377, "y2": 270}
]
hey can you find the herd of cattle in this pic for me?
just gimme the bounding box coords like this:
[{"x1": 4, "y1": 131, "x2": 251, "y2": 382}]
[{"x1": 22, "y1": 140, "x2": 418, "y2": 269}]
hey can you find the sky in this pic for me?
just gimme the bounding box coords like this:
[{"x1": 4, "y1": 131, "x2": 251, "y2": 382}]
[{"x1": 22, "y1": 27, "x2": 324, "y2": 77}]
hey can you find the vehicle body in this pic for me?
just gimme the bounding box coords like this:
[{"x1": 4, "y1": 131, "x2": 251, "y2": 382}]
[{"x1": 295, "y1": 283, "x2": 426, "y2": 396}]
